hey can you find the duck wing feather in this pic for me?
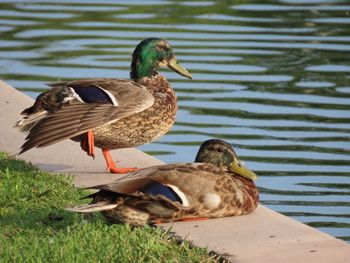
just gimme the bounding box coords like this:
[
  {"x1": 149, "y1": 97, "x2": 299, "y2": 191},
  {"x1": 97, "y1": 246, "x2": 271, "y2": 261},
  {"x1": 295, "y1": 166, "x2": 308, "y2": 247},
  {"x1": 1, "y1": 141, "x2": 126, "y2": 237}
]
[
  {"x1": 19, "y1": 79, "x2": 154, "y2": 153},
  {"x1": 88, "y1": 163, "x2": 222, "y2": 199}
]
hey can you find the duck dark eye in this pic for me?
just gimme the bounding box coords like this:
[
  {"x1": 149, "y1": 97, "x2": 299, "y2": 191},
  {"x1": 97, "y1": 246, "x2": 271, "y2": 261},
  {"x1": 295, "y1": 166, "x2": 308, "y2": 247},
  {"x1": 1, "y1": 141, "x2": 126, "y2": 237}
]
[
  {"x1": 156, "y1": 45, "x2": 167, "y2": 52},
  {"x1": 217, "y1": 147, "x2": 224, "y2": 153}
]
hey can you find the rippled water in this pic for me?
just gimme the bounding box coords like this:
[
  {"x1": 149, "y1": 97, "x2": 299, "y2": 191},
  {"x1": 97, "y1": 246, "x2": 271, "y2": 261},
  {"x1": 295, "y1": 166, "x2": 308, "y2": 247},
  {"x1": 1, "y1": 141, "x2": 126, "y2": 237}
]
[{"x1": 1, "y1": 0, "x2": 349, "y2": 242}]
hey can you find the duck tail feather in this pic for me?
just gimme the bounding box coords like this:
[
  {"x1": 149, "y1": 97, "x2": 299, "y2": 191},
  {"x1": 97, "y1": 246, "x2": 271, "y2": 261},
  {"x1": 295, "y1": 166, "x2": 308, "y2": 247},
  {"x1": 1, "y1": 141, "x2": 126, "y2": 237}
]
[
  {"x1": 65, "y1": 202, "x2": 118, "y2": 213},
  {"x1": 15, "y1": 110, "x2": 48, "y2": 132}
]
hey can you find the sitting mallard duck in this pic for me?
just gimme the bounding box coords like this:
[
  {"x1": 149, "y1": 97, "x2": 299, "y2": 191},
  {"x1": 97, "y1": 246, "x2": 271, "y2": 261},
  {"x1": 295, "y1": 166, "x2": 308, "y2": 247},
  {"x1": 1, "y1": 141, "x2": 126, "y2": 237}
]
[
  {"x1": 67, "y1": 139, "x2": 259, "y2": 226},
  {"x1": 15, "y1": 38, "x2": 191, "y2": 174}
]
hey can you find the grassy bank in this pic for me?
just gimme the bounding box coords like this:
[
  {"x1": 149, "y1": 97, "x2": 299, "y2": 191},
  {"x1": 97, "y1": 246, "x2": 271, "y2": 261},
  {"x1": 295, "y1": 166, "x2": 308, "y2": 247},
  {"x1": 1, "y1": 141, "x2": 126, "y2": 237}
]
[{"x1": 0, "y1": 152, "x2": 216, "y2": 262}]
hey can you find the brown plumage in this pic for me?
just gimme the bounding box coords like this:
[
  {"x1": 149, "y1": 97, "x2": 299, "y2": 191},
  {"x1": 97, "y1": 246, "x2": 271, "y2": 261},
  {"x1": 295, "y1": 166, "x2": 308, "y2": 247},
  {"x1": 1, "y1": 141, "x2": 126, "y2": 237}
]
[
  {"x1": 15, "y1": 38, "x2": 192, "y2": 173},
  {"x1": 67, "y1": 139, "x2": 259, "y2": 226}
]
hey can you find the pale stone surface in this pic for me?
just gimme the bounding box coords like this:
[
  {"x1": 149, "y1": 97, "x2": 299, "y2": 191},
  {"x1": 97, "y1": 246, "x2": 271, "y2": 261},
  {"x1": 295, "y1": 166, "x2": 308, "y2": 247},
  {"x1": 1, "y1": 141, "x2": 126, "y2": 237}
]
[
  {"x1": 162, "y1": 205, "x2": 350, "y2": 262},
  {"x1": 1, "y1": 80, "x2": 349, "y2": 262}
]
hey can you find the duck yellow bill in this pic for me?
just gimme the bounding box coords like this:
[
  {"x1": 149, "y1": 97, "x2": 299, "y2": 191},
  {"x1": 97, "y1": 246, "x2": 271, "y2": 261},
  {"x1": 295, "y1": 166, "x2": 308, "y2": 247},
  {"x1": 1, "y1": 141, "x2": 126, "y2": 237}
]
[
  {"x1": 166, "y1": 57, "x2": 192, "y2": 79},
  {"x1": 229, "y1": 158, "x2": 258, "y2": 180}
]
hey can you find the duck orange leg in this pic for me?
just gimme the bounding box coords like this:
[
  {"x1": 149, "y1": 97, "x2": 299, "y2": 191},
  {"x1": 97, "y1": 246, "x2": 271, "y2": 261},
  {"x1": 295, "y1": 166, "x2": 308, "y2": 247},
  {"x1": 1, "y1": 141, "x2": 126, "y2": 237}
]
[
  {"x1": 151, "y1": 219, "x2": 165, "y2": 225},
  {"x1": 102, "y1": 148, "x2": 138, "y2": 174},
  {"x1": 80, "y1": 130, "x2": 95, "y2": 158}
]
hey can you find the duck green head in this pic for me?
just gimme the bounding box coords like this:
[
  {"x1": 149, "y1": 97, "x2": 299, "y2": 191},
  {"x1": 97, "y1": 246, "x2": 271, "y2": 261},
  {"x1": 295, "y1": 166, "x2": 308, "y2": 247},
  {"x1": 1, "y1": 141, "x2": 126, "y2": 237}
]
[
  {"x1": 130, "y1": 38, "x2": 192, "y2": 80},
  {"x1": 195, "y1": 139, "x2": 258, "y2": 180}
]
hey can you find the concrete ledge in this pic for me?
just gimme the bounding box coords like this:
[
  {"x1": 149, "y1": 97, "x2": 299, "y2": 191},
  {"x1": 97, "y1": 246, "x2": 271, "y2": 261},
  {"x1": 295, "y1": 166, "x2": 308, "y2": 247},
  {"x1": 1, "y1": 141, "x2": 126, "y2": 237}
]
[{"x1": 1, "y1": 80, "x2": 349, "y2": 262}]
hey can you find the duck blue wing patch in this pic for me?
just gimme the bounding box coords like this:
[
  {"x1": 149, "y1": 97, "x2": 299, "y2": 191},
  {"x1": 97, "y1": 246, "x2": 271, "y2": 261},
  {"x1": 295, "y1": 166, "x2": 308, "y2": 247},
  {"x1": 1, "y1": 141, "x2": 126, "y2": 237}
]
[
  {"x1": 73, "y1": 86, "x2": 113, "y2": 104},
  {"x1": 141, "y1": 182, "x2": 182, "y2": 203}
]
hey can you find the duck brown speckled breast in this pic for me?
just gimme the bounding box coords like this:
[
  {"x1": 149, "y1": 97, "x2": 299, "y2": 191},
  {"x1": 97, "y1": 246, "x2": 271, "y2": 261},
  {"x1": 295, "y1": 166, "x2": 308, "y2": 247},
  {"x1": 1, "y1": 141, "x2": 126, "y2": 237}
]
[{"x1": 93, "y1": 74, "x2": 177, "y2": 149}]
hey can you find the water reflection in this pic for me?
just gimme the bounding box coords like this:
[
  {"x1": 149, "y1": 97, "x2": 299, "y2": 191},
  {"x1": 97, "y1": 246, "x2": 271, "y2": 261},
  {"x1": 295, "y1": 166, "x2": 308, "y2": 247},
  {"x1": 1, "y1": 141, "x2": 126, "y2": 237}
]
[{"x1": 0, "y1": 0, "x2": 349, "y2": 242}]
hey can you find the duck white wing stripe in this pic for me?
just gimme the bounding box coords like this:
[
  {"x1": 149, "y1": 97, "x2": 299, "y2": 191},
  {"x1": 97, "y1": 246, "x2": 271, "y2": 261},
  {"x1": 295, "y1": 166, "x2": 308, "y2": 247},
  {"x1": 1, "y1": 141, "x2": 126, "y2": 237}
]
[
  {"x1": 98, "y1": 87, "x2": 119, "y2": 106},
  {"x1": 166, "y1": 184, "x2": 190, "y2": 207},
  {"x1": 68, "y1": 87, "x2": 84, "y2": 103}
]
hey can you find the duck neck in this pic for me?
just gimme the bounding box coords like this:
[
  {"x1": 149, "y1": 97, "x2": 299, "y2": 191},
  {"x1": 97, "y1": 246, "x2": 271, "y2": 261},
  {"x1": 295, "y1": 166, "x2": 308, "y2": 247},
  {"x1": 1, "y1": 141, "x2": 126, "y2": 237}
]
[{"x1": 130, "y1": 56, "x2": 157, "y2": 81}]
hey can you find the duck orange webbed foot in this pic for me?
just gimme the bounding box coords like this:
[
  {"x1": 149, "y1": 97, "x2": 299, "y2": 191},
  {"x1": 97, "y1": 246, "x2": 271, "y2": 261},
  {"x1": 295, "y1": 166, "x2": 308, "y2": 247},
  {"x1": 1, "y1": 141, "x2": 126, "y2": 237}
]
[
  {"x1": 109, "y1": 166, "x2": 139, "y2": 174},
  {"x1": 102, "y1": 148, "x2": 138, "y2": 174}
]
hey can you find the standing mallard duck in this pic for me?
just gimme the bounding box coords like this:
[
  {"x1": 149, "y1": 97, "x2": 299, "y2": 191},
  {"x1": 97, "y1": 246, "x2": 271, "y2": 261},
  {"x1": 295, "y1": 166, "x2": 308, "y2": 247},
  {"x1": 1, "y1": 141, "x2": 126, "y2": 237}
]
[
  {"x1": 15, "y1": 38, "x2": 191, "y2": 173},
  {"x1": 67, "y1": 139, "x2": 259, "y2": 226}
]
